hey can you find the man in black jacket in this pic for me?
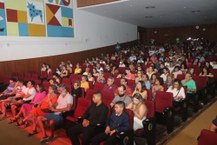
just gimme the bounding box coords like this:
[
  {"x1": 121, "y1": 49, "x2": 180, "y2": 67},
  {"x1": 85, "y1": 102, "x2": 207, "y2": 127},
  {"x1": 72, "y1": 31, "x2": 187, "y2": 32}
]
[{"x1": 68, "y1": 91, "x2": 108, "y2": 145}]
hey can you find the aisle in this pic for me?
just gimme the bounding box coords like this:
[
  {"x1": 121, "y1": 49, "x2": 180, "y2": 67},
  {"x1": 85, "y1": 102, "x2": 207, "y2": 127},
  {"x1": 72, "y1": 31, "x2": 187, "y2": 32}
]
[{"x1": 166, "y1": 100, "x2": 217, "y2": 145}]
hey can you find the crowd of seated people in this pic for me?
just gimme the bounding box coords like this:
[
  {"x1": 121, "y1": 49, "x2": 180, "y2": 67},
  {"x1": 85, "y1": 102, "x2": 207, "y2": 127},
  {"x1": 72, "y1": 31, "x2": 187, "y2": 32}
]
[{"x1": 0, "y1": 39, "x2": 216, "y2": 144}]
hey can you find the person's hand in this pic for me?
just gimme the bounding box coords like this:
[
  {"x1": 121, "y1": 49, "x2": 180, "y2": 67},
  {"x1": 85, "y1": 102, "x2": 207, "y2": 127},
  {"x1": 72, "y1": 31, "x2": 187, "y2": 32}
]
[
  {"x1": 82, "y1": 119, "x2": 90, "y2": 127},
  {"x1": 105, "y1": 126, "x2": 111, "y2": 134},
  {"x1": 49, "y1": 106, "x2": 56, "y2": 112},
  {"x1": 109, "y1": 130, "x2": 116, "y2": 136}
]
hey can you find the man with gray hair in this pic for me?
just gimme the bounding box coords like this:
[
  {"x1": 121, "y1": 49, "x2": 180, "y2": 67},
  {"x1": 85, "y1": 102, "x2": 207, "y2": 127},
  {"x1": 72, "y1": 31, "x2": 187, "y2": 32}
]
[{"x1": 102, "y1": 77, "x2": 117, "y2": 94}]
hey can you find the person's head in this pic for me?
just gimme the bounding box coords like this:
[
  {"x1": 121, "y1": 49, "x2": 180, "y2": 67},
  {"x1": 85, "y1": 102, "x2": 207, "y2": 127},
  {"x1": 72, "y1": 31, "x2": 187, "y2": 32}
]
[
  {"x1": 114, "y1": 101, "x2": 125, "y2": 115},
  {"x1": 81, "y1": 75, "x2": 88, "y2": 82},
  {"x1": 9, "y1": 78, "x2": 16, "y2": 86},
  {"x1": 202, "y1": 67, "x2": 209, "y2": 74},
  {"x1": 107, "y1": 77, "x2": 114, "y2": 86},
  {"x1": 73, "y1": 81, "x2": 81, "y2": 89},
  {"x1": 137, "y1": 71, "x2": 143, "y2": 77},
  {"x1": 42, "y1": 63, "x2": 46, "y2": 67},
  {"x1": 49, "y1": 78, "x2": 56, "y2": 85},
  {"x1": 133, "y1": 93, "x2": 144, "y2": 105},
  {"x1": 27, "y1": 80, "x2": 35, "y2": 88},
  {"x1": 49, "y1": 85, "x2": 58, "y2": 94},
  {"x1": 118, "y1": 85, "x2": 126, "y2": 97},
  {"x1": 163, "y1": 68, "x2": 169, "y2": 74},
  {"x1": 174, "y1": 66, "x2": 180, "y2": 72},
  {"x1": 151, "y1": 74, "x2": 157, "y2": 81},
  {"x1": 125, "y1": 68, "x2": 131, "y2": 74},
  {"x1": 155, "y1": 77, "x2": 163, "y2": 85},
  {"x1": 58, "y1": 84, "x2": 68, "y2": 95},
  {"x1": 92, "y1": 91, "x2": 103, "y2": 105},
  {"x1": 185, "y1": 73, "x2": 192, "y2": 81},
  {"x1": 92, "y1": 68, "x2": 97, "y2": 73},
  {"x1": 85, "y1": 67, "x2": 90, "y2": 72},
  {"x1": 18, "y1": 80, "x2": 24, "y2": 86},
  {"x1": 172, "y1": 79, "x2": 182, "y2": 90},
  {"x1": 76, "y1": 63, "x2": 80, "y2": 68},
  {"x1": 136, "y1": 81, "x2": 146, "y2": 92},
  {"x1": 167, "y1": 74, "x2": 174, "y2": 83},
  {"x1": 120, "y1": 78, "x2": 128, "y2": 86},
  {"x1": 36, "y1": 84, "x2": 44, "y2": 93},
  {"x1": 143, "y1": 74, "x2": 149, "y2": 81},
  {"x1": 98, "y1": 71, "x2": 104, "y2": 77}
]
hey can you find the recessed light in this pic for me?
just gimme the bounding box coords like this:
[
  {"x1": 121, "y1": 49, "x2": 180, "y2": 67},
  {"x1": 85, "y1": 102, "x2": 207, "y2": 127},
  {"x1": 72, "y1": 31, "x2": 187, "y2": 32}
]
[
  {"x1": 192, "y1": 10, "x2": 200, "y2": 13},
  {"x1": 145, "y1": 6, "x2": 156, "y2": 9},
  {"x1": 145, "y1": 16, "x2": 153, "y2": 18}
]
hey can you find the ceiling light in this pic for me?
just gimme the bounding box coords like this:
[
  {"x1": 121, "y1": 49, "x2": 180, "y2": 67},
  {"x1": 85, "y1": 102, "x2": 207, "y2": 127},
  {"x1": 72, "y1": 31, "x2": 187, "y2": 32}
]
[
  {"x1": 145, "y1": 6, "x2": 156, "y2": 9},
  {"x1": 145, "y1": 16, "x2": 153, "y2": 18},
  {"x1": 192, "y1": 10, "x2": 200, "y2": 13}
]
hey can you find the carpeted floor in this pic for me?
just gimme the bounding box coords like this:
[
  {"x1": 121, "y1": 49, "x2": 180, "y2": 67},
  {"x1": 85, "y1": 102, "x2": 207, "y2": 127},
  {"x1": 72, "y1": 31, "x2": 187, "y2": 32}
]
[{"x1": 0, "y1": 120, "x2": 41, "y2": 145}]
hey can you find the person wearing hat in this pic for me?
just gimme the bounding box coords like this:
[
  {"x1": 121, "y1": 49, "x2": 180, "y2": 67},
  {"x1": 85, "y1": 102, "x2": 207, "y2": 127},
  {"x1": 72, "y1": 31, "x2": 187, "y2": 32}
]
[{"x1": 127, "y1": 93, "x2": 147, "y2": 131}]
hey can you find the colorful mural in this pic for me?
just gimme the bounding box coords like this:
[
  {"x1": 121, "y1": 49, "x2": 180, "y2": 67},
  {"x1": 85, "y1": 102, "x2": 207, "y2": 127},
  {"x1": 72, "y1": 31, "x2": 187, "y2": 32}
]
[{"x1": 0, "y1": 0, "x2": 74, "y2": 37}]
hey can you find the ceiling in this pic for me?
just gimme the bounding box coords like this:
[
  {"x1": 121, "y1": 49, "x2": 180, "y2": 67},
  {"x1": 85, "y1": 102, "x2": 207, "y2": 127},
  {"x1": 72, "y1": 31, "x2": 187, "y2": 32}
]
[{"x1": 80, "y1": 0, "x2": 217, "y2": 28}]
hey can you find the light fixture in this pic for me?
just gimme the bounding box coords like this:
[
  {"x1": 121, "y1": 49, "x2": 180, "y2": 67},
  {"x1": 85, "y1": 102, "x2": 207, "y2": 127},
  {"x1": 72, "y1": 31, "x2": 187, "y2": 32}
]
[
  {"x1": 195, "y1": 25, "x2": 200, "y2": 29},
  {"x1": 145, "y1": 6, "x2": 156, "y2": 9},
  {"x1": 145, "y1": 16, "x2": 153, "y2": 18}
]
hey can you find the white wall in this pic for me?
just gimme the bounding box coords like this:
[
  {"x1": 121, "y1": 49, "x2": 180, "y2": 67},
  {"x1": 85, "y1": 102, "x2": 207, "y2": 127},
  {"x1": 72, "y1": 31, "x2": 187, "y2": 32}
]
[{"x1": 0, "y1": 4, "x2": 137, "y2": 62}]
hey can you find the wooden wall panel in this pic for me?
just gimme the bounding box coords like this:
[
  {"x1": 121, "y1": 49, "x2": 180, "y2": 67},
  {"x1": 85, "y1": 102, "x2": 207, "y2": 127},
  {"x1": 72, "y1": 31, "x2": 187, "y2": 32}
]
[
  {"x1": 77, "y1": 0, "x2": 119, "y2": 7},
  {"x1": 139, "y1": 24, "x2": 217, "y2": 44},
  {"x1": 0, "y1": 41, "x2": 136, "y2": 77}
]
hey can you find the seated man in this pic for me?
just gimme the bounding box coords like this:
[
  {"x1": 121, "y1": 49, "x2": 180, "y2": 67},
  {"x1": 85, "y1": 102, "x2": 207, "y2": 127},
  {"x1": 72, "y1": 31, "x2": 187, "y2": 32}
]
[
  {"x1": 111, "y1": 85, "x2": 132, "y2": 109},
  {"x1": 102, "y1": 77, "x2": 117, "y2": 94},
  {"x1": 0, "y1": 78, "x2": 16, "y2": 100},
  {"x1": 181, "y1": 73, "x2": 197, "y2": 110},
  {"x1": 37, "y1": 84, "x2": 73, "y2": 143},
  {"x1": 91, "y1": 101, "x2": 130, "y2": 145},
  {"x1": 67, "y1": 91, "x2": 108, "y2": 145}
]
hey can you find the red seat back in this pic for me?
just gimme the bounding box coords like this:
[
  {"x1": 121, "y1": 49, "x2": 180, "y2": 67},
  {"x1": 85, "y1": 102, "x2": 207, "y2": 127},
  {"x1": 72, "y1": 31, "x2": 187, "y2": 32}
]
[
  {"x1": 73, "y1": 98, "x2": 91, "y2": 119},
  {"x1": 145, "y1": 100, "x2": 155, "y2": 118},
  {"x1": 85, "y1": 89, "x2": 95, "y2": 101},
  {"x1": 125, "y1": 109, "x2": 134, "y2": 128},
  {"x1": 177, "y1": 74, "x2": 185, "y2": 81},
  {"x1": 147, "y1": 89, "x2": 153, "y2": 101},
  {"x1": 155, "y1": 91, "x2": 173, "y2": 113},
  {"x1": 198, "y1": 129, "x2": 217, "y2": 145},
  {"x1": 93, "y1": 82, "x2": 105, "y2": 91},
  {"x1": 192, "y1": 76, "x2": 207, "y2": 91}
]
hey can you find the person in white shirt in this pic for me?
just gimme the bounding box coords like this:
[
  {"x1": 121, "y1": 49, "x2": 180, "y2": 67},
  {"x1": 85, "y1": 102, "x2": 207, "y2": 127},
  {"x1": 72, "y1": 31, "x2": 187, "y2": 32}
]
[
  {"x1": 37, "y1": 84, "x2": 73, "y2": 143},
  {"x1": 166, "y1": 79, "x2": 186, "y2": 102},
  {"x1": 10, "y1": 80, "x2": 36, "y2": 119},
  {"x1": 173, "y1": 66, "x2": 183, "y2": 79},
  {"x1": 160, "y1": 68, "x2": 169, "y2": 82}
]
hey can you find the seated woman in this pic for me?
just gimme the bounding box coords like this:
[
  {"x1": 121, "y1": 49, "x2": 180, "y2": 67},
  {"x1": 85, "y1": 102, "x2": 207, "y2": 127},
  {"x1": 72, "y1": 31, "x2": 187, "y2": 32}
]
[
  {"x1": 150, "y1": 73, "x2": 157, "y2": 86},
  {"x1": 152, "y1": 77, "x2": 164, "y2": 100},
  {"x1": 135, "y1": 71, "x2": 144, "y2": 84},
  {"x1": 128, "y1": 93, "x2": 147, "y2": 131},
  {"x1": 26, "y1": 85, "x2": 58, "y2": 135},
  {"x1": 60, "y1": 66, "x2": 69, "y2": 78},
  {"x1": 80, "y1": 75, "x2": 90, "y2": 92},
  {"x1": 96, "y1": 71, "x2": 106, "y2": 83},
  {"x1": 165, "y1": 74, "x2": 174, "y2": 88},
  {"x1": 132, "y1": 81, "x2": 148, "y2": 100},
  {"x1": 166, "y1": 79, "x2": 186, "y2": 105},
  {"x1": 199, "y1": 67, "x2": 214, "y2": 78},
  {"x1": 10, "y1": 84, "x2": 46, "y2": 125},
  {"x1": 74, "y1": 63, "x2": 82, "y2": 74}
]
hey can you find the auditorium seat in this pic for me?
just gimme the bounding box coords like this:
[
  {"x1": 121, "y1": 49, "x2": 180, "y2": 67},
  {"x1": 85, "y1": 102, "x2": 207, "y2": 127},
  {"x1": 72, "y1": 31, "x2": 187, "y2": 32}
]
[
  {"x1": 198, "y1": 129, "x2": 217, "y2": 145},
  {"x1": 155, "y1": 91, "x2": 174, "y2": 133}
]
